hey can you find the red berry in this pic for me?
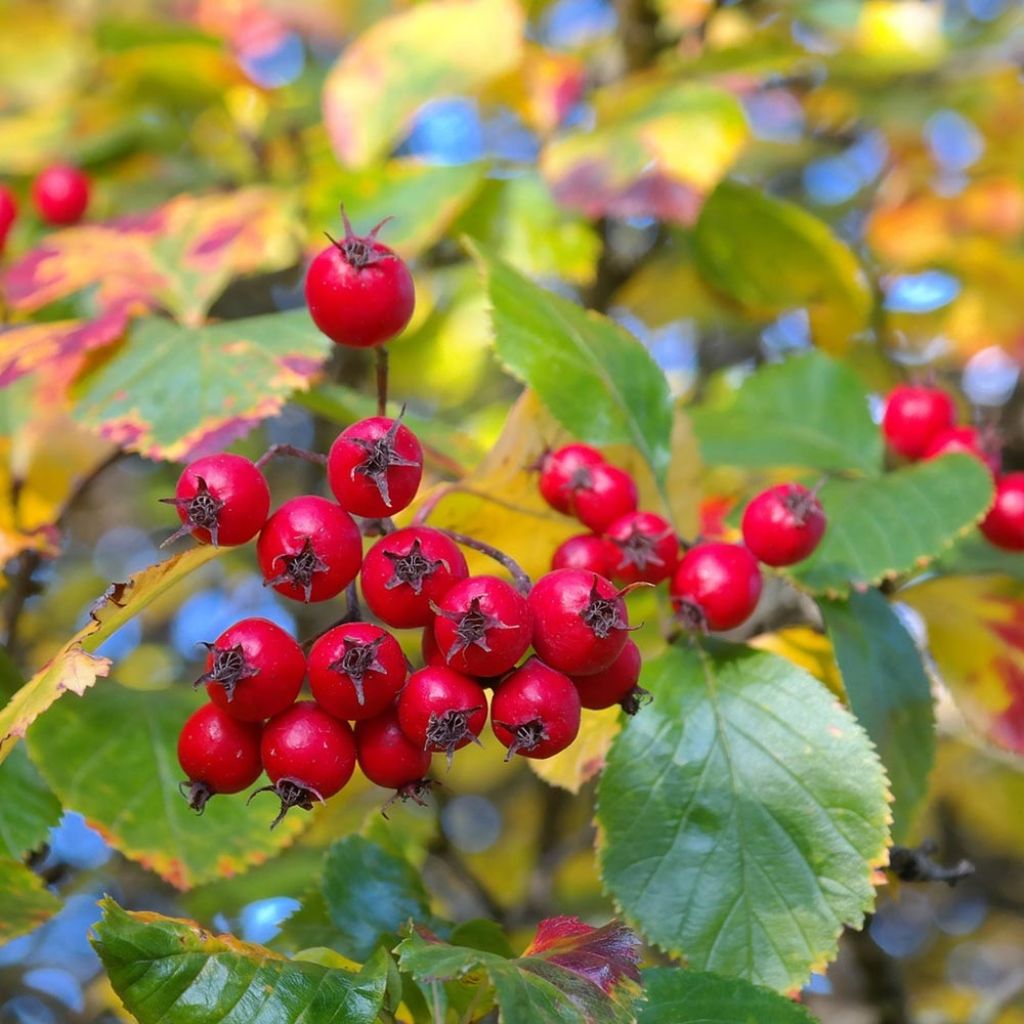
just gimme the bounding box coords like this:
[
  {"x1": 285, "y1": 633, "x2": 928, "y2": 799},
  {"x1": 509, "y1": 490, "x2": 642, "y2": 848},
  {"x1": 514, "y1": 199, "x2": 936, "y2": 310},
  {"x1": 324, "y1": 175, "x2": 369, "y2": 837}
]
[
  {"x1": 308, "y1": 622, "x2": 406, "y2": 721},
  {"x1": 606, "y1": 511, "x2": 679, "y2": 584},
  {"x1": 573, "y1": 464, "x2": 638, "y2": 534},
  {"x1": 421, "y1": 626, "x2": 446, "y2": 667},
  {"x1": 980, "y1": 473, "x2": 1024, "y2": 551},
  {"x1": 177, "y1": 703, "x2": 262, "y2": 813},
  {"x1": 355, "y1": 706, "x2": 433, "y2": 793},
  {"x1": 257, "y1": 701, "x2": 357, "y2": 826},
  {"x1": 361, "y1": 526, "x2": 468, "y2": 628},
  {"x1": 741, "y1": 483, "x2": 826, "y2": 567},
  {"x1": 551, "y1": 534, "x2": 618, "y2": 576},
  {"x1": 32, "y1": 164, "x2": 90, "y2": 226},
  {"x1": 161, "y1": 453, "x2": 270, "y2": 548},
  {"x1": 397, "y1": 666, "x2": 488, "y2": 765},
  {"x1": 432, "y1": 575, "x2": 533, "y2": 677},
  {"x1": 571, "y1": 640, "x2": 644, "y2": 712},
  {"x1": 196, "y1": 617, "x2": 305, "y2": 722},
  {"x1": 0, "y1": 185, "x2": 17, "y2": 252},
  {"x1": 538, "y1": 444, "x2": 605, "y2": 514},
  {"x1": 923, "y1": 426, "x2": 1000, "y2": 476},
  {"x1": 882, "y1": 385, "x2": 956, "y2": 460},
  {"x1": 670, "y1": 542, "x2": 762, "y2": 632},
  {"x1": 491, "y1": 658, "x2": 581, "y2": 760},
  {"x1": 305, "y1": 211, "x2": 415, "y2": 348},
  {"x1": 328, "y1": 416, "x2": 423, "y2": 518},
  {"x1": 529, "y1": 569, "x2": 630, "y2": 676},
  {"x1": 257, "y1": 496, "x2": 362, "y2": 603}
]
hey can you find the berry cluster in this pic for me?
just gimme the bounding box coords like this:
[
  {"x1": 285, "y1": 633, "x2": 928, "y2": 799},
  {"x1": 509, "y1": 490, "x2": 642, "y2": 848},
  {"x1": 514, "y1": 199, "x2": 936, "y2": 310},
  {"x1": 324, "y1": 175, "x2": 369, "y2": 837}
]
[
  {"x1": 0, "y1": 165, "x2": 92, "y2": 253},
  {"x1": 881, "y1": 384, "x2": 1023, "y2": 550}
]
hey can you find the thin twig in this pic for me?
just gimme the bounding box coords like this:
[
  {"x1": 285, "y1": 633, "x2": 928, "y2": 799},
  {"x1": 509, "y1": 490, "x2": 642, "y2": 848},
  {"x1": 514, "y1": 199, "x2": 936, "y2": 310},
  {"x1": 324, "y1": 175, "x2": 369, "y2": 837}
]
[
  {"x1": 254, "y1": 444, "x2": 327, "y2": 470},
  {"x1": 438, "y1": 529, "x2": 532, "y2": 594},
  {"x1": 376, "y1": 346, "x2": 389, "y2": 417}
]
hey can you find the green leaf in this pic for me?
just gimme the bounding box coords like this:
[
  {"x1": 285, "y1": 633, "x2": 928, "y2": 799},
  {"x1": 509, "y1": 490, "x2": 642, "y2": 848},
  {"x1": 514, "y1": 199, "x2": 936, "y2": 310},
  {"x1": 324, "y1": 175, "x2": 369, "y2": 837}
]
[
  {"x1": 791, "y1": 454, "x2": 994, "y2": 595},
  {"x1": 597, "y1": 644, "x2": 890, "y2": 991},
  {"x1": 469, "y1": 241, "x2": 673, "y2": 483},
  {"x1": 0, "y1": 745, "x2": 62, "y2": 858},
  {"x1": 72, "y1": 310, "x2": 331, "y2": 462},
  {"x1": 27, "y1": 683, "x2": 304, "y2": 889},
  {"x1": 934, "y1": 531, "x2": 1024, "y2": 580},
  {"x1": 691, "y1": 353, "x2": 881, "y2": 475},
  {"x1": 92, "y1": 899, "x2": 387, "y2": 1024},
  {"x1": 821, "y1": 591, "x2": 934, "y2": 842},
  {"x1": 0, "y1": 858, "x2": 60, "y2": 942},
  {"x1": 694, "y1": 181, "x2": 871, "y2": 353},
  {"x1": 638, "y1": 967, "x2": 820, "y2": 1023}
]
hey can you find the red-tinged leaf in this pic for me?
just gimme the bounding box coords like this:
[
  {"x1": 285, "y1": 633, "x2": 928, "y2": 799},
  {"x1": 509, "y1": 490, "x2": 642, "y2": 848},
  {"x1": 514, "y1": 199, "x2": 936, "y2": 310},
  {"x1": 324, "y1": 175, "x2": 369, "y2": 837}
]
[{"x1": 522, "y1": 917, "x2": 642, "y2": 996}]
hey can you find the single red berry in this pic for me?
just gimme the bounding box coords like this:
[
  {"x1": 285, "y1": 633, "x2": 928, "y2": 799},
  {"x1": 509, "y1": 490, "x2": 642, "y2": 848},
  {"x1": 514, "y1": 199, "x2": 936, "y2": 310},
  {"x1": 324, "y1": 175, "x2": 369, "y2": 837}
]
[
  {"x1": 923, "y1": 426, "x2": 1000, "y2": 476},
  {"x1": 0, "y1": 185, "x2": 17, "y2": 252},
  {"x1": 432, "y1": 575, "x2": 533, "y2": 677},
  {"x1": 573, "y1": 464, "x2": 639, "y2": 534},
  {"x1": 882, "y1": 385, "x2": 956, "y2": 460},
  {"x1": 195, "y1": 617, "x2": 305, "y2": 722},
  {"x1": 670, "y1": 542, "x2": 762, "y2": 632},
  {"x1": 255, "y1": 701, "x2": 357, "y2": 827},
  {"x1": 257, "y1": 496, "x2": 362, "y2": 603},
  {"x1": 551, "y1": 533, "x2": 618, "y2": 576},
  {"x1": 308, "y1": 622, "x2": 406, "y2": 721},
  {"x1": 361, "y1": 526, "x2": 468, "y2": 628},
  {"x1": 177, "y1": 703, "x2": 262, "y2": 814},
  {"x1": 491, "y1": 657, "x2": 581, "y2": 761},
  {"x1": 397, "y1": 666, "x2": 488, "y2": 767},
  {"x1": 980, "y1": 473, "x2": 1024, "y2": 551},
  {"x1": 605, "y1": 511, "x2": 679, "y2": 585},
  {"x1": 538, "y1": 444, "x2": 605, "y2": 514},
  {"x1": 741, "y1": 483, "x2": 826, "y2": 567},
  {"x1": 355, "y1": 706, "x2": 433, "y2": 806},
  {"x1": 571, "y1": 640, "x2": 645, "y2": 713},
  {"x1": 32, "y1": 164, "x2": 90, "y2": 226},
  {"x1": 160, "y1": 453, "x2": 270, "y2": 548},
  {"x1": 305, "y1": 209, "x2": 415, "y2": 348},
  {"x1": 529, "y1": 569, "x2": 630, "y2": 676}
]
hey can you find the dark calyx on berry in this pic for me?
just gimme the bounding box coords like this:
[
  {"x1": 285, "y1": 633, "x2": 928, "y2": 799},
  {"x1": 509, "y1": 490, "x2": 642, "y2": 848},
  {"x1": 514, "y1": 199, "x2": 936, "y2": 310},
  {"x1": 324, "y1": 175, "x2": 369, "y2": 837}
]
[
  {"x1": 580, "y1": 581, "x2": 630, "y2": 638},
  {"x1": 248, "y1": 777, "x2": 325, "y2": 830},
  {"x1": 193, "y1": 642, "x2": 258, "y2": 701},
  {"x1": 620, "y1": 686, "x2": 652, "y2": 716},
  {"x1": 782, "y1": 486, "x2": 819, "y2": 524},
  {"x1": 613, "y1": 524, "x2": 670, "y2": 572},
  {"x1": 178, "y1": 780, "x2": 214, "y2": 815},
  {"x1": 494, "y1": 718, "x2": 547, "y2": 762},
  {"x1": 350, "y1": 417, "x2": 420, "y2": 508},
  {"x1": 433, "y1": 596, "x2": 515, "y2": 658},
  {"x1": 426, "y1": 706, "x2": 484, "y2": 766},
  {"x1": 384, "y1": 539, "x2": 445, "y2": 594},
  {"x1": 673, "y1": 598, "x2": 706, "y2": 632},
  {"x1": 329, "y1": 636, "x2": 387, "y2": 706},
  {"x1": 160, "y1": 476, "x2": 224, "y2": 546},
  {"x1": 382, "y1": 778, "x2": 438, "y2": 819},
  {"x1": 329, "y1": 209, "x2": 394, "y2": 269},
  {"x1": 266, "y1": 537, "x2": 328, "y2": 603}
]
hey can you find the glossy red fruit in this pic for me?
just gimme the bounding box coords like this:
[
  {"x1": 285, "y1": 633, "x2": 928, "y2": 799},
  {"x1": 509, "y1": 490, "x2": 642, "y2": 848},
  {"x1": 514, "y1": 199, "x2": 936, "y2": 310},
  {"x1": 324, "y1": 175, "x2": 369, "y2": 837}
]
[
  {"x1": 573, "y1": 464, "x2": 639, "y2": 534},
  {"x1": 538, "y1": 444, "x2": 605, "y2": 515},
  {"x1": 980, "y1": 473, "x2": 1024, "y2": 551},
  {"x1": 670, "y1": 543, "x2": 762, "y2": 632},
  {"x1": 551, "y1": 534, "x2": 618, "y2": 576},
  {"x1": 161, "y1": 453, "x2": 270, "y2": 548},
  {"x1": 0, "y1": 185, "x2": 17, "y2": 252},
  {"x1": 361, "y1": 526, "x2": 468, "y2": 628},
  {"x1": 355, "y1": 706, "x2": 433, "y2": 795},
  {"x1": 529, "y1": 569, "x2": 630, "y2": 676},
  {"x1": 882, "y1": 385, "x2": 956, "y2": 460},
  {"x1": 257, "y1": 701, "x2": 356, "y2": 826},
  {"x1": 491, "y1": 658, "x2": 581, "y2": 760},
  {"x1": 32, "y1": 164, "x2": 90, "y2": 226},
  {"x1": 328, "y1": 416, "x2": 423, "y2": 518},
  {"x1": 177, "y1": 703, "x2": 262, "y2": 813},
  {"x1": 257, "y1": 496, "x2": 362, "y2": 603},
  {"x1": 571, "y1": 640, "x2": 644, "y2": 713},
  {"x1": 923, "y1": 426, "x2": 1000, "y2": 476},
  {"x1": 432, "y1": 575, "x2": 533, "y2": 677},
  {"x1": 196, "y1": 617, "x2": 305, "y2": 722},
  {"x1": 741, "y1": 483, "x2": 826, "y2": 567},
  {"x1": 305, "y1": 210, "x2": 415, "y2": 348},
  {"x1": 397, "y1": 666, "x2": 488, "y2": 765},
  {"x1": 308, "y1": 622, "x2": 406, "y2": 721},
  {"x1": 606, "y1": 511, "x2": 679, "y2": 585}
]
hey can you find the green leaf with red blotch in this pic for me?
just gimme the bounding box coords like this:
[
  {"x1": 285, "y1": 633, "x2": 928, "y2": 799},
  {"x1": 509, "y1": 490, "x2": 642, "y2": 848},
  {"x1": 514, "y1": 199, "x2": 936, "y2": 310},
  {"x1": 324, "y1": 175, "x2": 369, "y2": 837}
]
[
  {"x1": 0, "y1": 858, "x2": 60, "y2": 942},
  {"x1": 71, "y1": 309, "x2": 331, "y2": 462}
]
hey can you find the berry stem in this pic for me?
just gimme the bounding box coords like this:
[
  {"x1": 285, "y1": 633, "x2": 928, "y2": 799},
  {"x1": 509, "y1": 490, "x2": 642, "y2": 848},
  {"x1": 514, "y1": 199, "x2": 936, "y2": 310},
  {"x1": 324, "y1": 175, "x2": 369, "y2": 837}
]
[
  {"x1": 437, "y1": 529, "x2": 532, "y2": 595},
  {"x1": 376, "y1": 346, "x2": 389, "y2": 418},
  {"x1": 255, "y1": 444, "x2": 327, "y2": 470}
]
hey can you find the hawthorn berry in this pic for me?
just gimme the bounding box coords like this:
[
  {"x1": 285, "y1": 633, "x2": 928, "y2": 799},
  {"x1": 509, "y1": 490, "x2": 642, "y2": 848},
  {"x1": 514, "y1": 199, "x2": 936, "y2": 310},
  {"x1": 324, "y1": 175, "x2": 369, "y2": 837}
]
[
  {"x1": 670, "y1": 542, "x2": 762, "y2": 632},
  {"x1": 196, "y1": 617, "x2": 305, "y2": 722},
  {"x1": 177, "y1": 703, "x2": 262, "y2": 813},
  {"x1": 980, "y1": 473, "x2": 1024, "y2": 551},
  {"x1": 305, "y1": 209, "x2": 415, "y2": 348},
  {"x1": 161, "y1": 453, "x2": 270, "y2": 548},
  {"x1": 308, "y1": 622, "x2": 406, "y2": 720},
  {"x1": 0, "y1": 185, "x2": 16, "y2": 252},
  {"x1": 355, "y1": 707, "x2": 433, "y2": 809},
  {"x1": 432, "y1": 574, "x2": 533, "y2": 677},
  {"x1": 328, "y1": 416, "x2": 423, "y2": 518},
  {"x1": 256, "y1": 701, "x2": 356, "y2": 826},
  {"x1": 538, "y1": 443, "x2": 605, "y2": 515},
  {"x1": 606, "y1": 511, "x2": 679, "y2": 585},
  {"x1": 32, "y1": 164, "x2": 90, "y2": 225},
  {"x1": 571, "y1": 640, "x2": 644, "y2": 713},
  {"x1": 923, "y1": 426, "x2": 1000, "y2": 476},
  {"x1": 741, "y1": 483, "x2": 826, "y2": 567},
  {"x1": 397, "y1": 666, "x2": 488, "y2": 765},
  {"x1": 491, "y1": 658, "x2": 581, "y2": 760},
  {"x1": 551, "y1": 533, "x2": 619, "y2": 576},
  {"x1": 529, "y1": 569, "x2": 630, "y2": 676},
  {"x1": 573, "y1": 463, "x2": 639, "y2": 534},
  {"x1": 881, "y1": 385, "x2": 956, "y2": 460},
  {"x1": 257, "y1": 496, "x2": 362, "y2": 603},
  {"x1": 361, "y1": 526, "x2": 468, "y2": 628}
]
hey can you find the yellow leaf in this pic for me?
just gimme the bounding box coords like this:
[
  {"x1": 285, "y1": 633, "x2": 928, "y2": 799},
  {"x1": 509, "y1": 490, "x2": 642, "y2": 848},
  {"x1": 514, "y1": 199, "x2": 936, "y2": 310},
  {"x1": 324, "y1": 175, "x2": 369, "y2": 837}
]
[
  {"x1": 750, "y1": 627, "x2": 844, "y2": 700},
  {"x1": 530, "y1": 708, "x2": 622, "y2": 794}
]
